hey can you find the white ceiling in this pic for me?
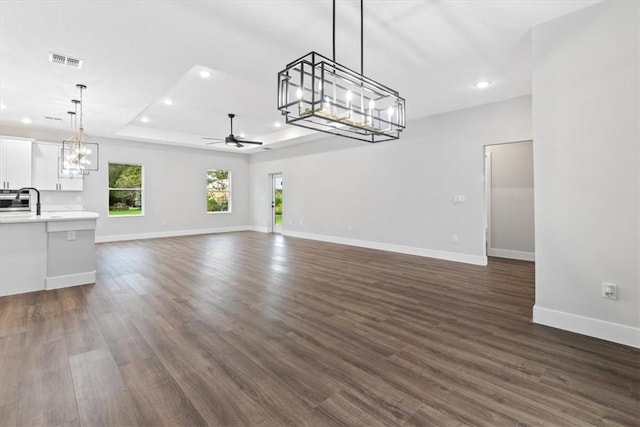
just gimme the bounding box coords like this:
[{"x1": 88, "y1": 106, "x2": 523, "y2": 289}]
[{"x1": 0, "y1": 0, "x2": 600, "y2": 153}]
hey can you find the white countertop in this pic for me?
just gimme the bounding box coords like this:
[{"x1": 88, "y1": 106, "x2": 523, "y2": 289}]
[{"x1": 0, "y1": 211, "x2": 99, "y2": 224}]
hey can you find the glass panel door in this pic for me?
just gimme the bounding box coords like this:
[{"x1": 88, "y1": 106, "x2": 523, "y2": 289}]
[{"x1": 272, "y1": 173, "x2": 283, "y2": 233}]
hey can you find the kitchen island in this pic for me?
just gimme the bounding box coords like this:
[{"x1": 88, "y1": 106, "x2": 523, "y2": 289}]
[{"x1": 0, "y1": 211, "x2": 99, "y2": 296}]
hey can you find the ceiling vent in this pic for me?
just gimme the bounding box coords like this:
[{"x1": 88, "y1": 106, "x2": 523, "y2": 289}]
[{"x1": 48, "y1": 52, "x2": 83, "y2": 69}]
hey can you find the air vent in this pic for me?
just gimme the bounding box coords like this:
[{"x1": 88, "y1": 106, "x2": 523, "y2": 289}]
[
  {"x1": 48, "y1": 52, "x2": 83, "y2": 69},
  {"x1": 44, "y1": 116, "x2": 63, "y2": 121}
]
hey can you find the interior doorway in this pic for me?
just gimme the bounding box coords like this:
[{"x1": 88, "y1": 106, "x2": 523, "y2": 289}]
[
  {"x1": 270, "y1": 173, "x2": 283, "y2": 234},
  {"x1": 484, "y1": 141, "x2": 535, "y2": 261}
]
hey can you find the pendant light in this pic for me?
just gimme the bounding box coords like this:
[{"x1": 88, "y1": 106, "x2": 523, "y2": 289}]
[
  {"x1": 277, "y1": 0, "x2": 406, "y2": 143},
  {"x1": 59, "y1": 108, "x2": 86, "y2": 178},
  {"x1": 61, "y1": 84, "x2": 99, "y2": 175}
]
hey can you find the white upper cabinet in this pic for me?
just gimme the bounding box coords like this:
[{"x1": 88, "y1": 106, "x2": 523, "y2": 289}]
[
  {"x1": 32, "y1": 142, "x2": 83, "y2": 191},
  {"x1": 0, "y1": 137, "x2": 32, "y2": 190}
]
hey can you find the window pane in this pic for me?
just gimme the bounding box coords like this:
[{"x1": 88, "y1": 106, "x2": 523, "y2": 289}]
[
  {"x1": 109, "y1": 190, "x2": 142, "y2": 215},
  {"x1": 109, "y1": 163, "x2": 142, "y2": 188},
  {"x1": 207, "y1": 169, "x2": 231, "y2": 212}
]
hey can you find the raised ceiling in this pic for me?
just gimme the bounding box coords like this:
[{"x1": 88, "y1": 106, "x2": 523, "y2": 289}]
[{"x1": 0, "y1": 1, "x2": 600, "y2": 153}]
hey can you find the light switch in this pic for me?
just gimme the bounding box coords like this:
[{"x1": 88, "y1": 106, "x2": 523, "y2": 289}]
[
  {"x1": 67, "y1": 230, "x2": 76, "y2": 241},
  {"x1": 453, "y1": 195, "x2": 466, "y2": 204}
]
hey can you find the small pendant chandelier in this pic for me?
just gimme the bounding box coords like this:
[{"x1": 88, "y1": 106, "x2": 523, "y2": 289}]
[
  {"x1": 61, "y1": 84, "x2": 99, "y2": 175},
  {"x1": 277, "y1": 0, "x2": 406, "y2": 143}
]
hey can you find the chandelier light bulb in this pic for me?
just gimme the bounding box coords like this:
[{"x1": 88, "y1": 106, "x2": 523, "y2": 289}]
[
  {"x1": 323, "y1": 95, "x2": 331, "y2": 112},
  {"x1": 296, "y1": 88, "x2": 303, "y2": 99}
]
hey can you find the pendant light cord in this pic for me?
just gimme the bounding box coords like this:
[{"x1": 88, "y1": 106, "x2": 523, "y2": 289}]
[
  {"x1": 360, "y1": 0, "x2": 363, "y2": 76},
  {"x1": 332, "y1": 0, "x2": 365, "y2": 76},
  {"x1": 79, "y1": 86, "x2": 83, "y2": 131},
  {"x1": 332, "y1": 0, "x2": 336, "y2": 62}
]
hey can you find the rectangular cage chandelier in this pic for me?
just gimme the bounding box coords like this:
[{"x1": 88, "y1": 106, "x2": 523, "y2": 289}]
[{"x1": 277, "y1": 1, "x2": 406, "y2": 143}]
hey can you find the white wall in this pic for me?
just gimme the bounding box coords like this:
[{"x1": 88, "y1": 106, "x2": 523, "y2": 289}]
[
  {"x1": 0, "y1": 126, "x2": 250, "y2": 241},
  {"x1": 532, "y1": 0, "x2": 640, "y2": 347},
  {"x1": 83, "y1": 137, "x2": 250, "y2": 241},
  {"x1": 486, "y1": 141, "x2": 535, "y2": 260},
  {"x1": 249, "y1": 96, "x2": 532, "y2": 265}
]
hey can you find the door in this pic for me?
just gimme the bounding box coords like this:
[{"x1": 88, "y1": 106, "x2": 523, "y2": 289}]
[
  {"x1": 484, "y1": 141, "x2": 535, "y2": 261},
  {"x1": 270, "y1": 173, "x2": 283, "y2": 233}
]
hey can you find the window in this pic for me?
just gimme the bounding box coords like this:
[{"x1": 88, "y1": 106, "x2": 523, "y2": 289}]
[
  {"x1": 207, "y1": 169, "x2": 231, "y2": 212},
  {"x1": 109, "y1": 163, "x2": 143, "y2": 216}
]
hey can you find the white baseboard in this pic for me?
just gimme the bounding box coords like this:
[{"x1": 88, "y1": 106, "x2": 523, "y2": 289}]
[
  {"x1": 251, "y1": 226, "x2": 270, "y2": 233},
  {"x1": 282, "y1": 230, "x2": 487, "y2": 266},
  {"x1": 533, "y1": 305, "x2": 640, "y2": 349},
  {"x1": 488, "y1": 248, "x2": 535, "y2": 261},
  {"x1": 95, "y1": 226, "x2": 252, "y2": 243},
  {"x1": 46, "y1": 271, "x2": 96, "y2": 290}
]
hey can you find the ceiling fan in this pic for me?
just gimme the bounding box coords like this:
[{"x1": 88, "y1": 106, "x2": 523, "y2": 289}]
[{"x1": 203, "y1": 113, "x2": 263, "y2": 148}]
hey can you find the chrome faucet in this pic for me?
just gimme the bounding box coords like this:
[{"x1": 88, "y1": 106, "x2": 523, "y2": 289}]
[{"x1": 15, "y1": 187, "x2": 41, "y2": 216}]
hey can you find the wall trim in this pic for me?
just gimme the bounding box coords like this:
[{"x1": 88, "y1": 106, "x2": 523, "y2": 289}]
[
  {"x1": 95, "y1": 226, "x2": 252, "y2": 243},
  {"x1": 282, "y1": 230, "x2": 487, "y2": 266},
  {"x1": 251, "y1": 226, "x2": 270, "y2": 233},
  {"x1": 533, "y1": 305, "x2": 640, "y2": 349},
  {"x1": 46, "y1": 271, "x2": 96, "y2": 290},
  {"x1": 488, "y1": 248, "x2": 535, "y2": 261}
]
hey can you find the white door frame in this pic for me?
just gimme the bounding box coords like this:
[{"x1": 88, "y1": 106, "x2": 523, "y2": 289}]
[{"x1": 484, "y1": 150, "x2": 492, "y2": 258}]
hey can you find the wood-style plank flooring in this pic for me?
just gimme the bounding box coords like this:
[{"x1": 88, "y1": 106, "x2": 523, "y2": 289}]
[{"x1": 1, "y1": 231, "x2": 638, "y2": 426}]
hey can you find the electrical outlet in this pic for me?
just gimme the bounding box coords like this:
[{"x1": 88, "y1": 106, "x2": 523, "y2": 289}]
[
  {"x1": 452, "y1": 234, "x2": 459, "y2": 243},
  {"x1": 67, "y1": 230, "x2": 76, "y2": 241},
  {"x1": 602, "y1": 282, "x2": 617, "y2": 300}
]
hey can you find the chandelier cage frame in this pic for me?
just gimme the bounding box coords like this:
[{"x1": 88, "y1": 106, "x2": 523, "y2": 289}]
[{"x1": 277, "y1": 1, "x2": 406, "y2": 143}]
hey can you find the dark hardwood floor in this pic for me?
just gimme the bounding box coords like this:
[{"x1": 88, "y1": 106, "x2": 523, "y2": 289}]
[{"x1": 1, "y1": 231, "x2": 638, "y2": 426}]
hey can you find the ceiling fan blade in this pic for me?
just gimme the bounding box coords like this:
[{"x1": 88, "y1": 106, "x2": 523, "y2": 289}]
[
  {"x1": 236, "y1": 140, "x2": 263, "y2": 145},
  {"x1": 205, "y1": 141, "x2": 224, "y2": 145},
  {"x1": 236, "y1": 143, "x2": 244, "y2": 148},
  {"x1": 203, "y1": 137, "x2": 224, "y2": 140}
]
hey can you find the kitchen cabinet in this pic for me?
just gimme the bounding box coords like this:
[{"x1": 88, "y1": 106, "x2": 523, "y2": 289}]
[
  {"x1": 0, "y1": 211, "x2": 99, "y2": 296},
  {"x1": 0, "y1": 137, "x2": 32, "y2": 189},
  {"x1": 32, "y1": 141, "x2": 84, "y2": 191}
]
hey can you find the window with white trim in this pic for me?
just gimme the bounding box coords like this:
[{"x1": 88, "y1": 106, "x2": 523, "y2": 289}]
[
  {"x1": 207, "y1": 169, "x2": 231, "y2": 212},
  {"x1": 108, "y1": 163, "x2": 143, "y2": 216}
]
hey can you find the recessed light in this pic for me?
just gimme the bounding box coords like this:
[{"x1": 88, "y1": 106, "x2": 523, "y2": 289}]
[
  {"x1": 199, "y1": 70, "x2": 211, "y2": 79},
  {"x1": 0, "y1": 104, "x2": 6, "y2": 110},
  {"x1": 21, "y1": 117, "x2": 31, "y2": 124},
  {"x1": 274, "y1": 122, "x2": 282, "y2": 128},
  {"x1": 474, "y1": 81, "x2": 493, "y2": 89},
  {"x1": 140, "y1": 116, "x2": 149, "y2": 123},
  {"x1": 239, "y1": 132, "x2": 246, "y2": 138},
  {"x1": 163, "y1": 98, "x2": 173, "y2": 106}
]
